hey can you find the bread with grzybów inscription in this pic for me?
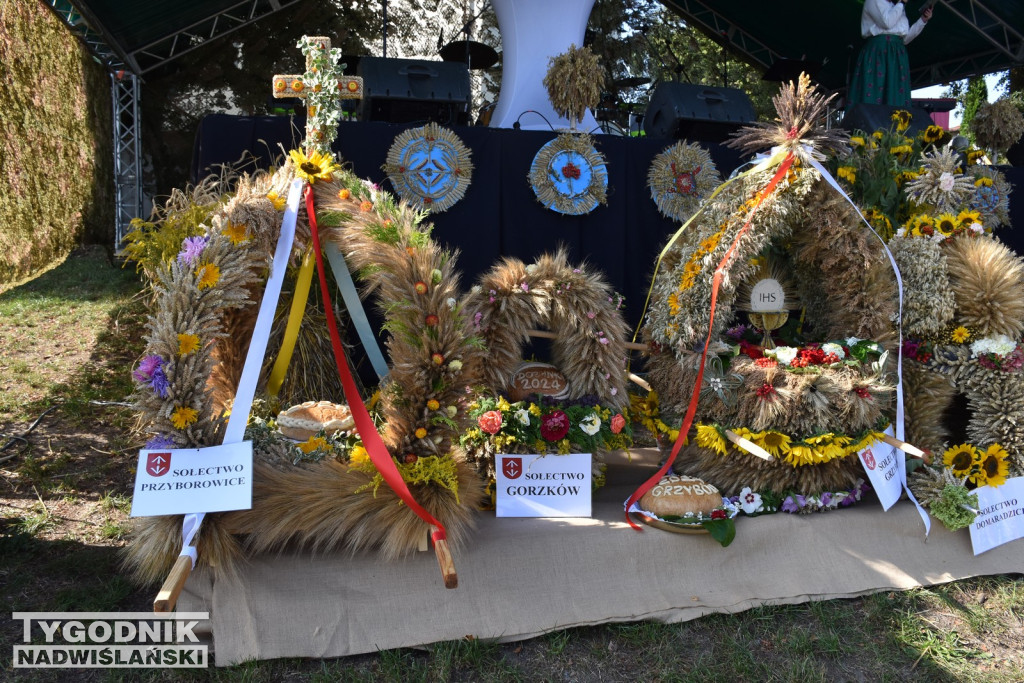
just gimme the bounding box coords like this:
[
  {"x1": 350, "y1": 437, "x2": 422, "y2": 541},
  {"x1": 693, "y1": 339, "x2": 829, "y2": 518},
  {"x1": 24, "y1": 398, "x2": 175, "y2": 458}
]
[{"x1": 640, "y1": 475, "x2": 723, "y2": 518}]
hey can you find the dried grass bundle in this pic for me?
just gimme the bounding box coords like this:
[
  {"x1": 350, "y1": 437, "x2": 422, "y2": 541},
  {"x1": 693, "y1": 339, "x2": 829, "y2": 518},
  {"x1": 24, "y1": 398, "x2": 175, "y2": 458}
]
[
  {"x1": 945, "y1": 234, "x2": 1024, "y2": 339},
  {"x1": 543, "y1": 44, "x2": 604, "y2": 127}
]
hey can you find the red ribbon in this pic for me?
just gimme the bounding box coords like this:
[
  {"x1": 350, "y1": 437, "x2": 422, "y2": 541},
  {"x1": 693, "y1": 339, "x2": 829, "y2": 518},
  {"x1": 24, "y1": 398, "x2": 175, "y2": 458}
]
[
  {"x1": 625, "y1": 152, "x2": 796, "y2": 529},
  {"x1": 305, "y1": 186, "x2": 448, "y2": 543}
]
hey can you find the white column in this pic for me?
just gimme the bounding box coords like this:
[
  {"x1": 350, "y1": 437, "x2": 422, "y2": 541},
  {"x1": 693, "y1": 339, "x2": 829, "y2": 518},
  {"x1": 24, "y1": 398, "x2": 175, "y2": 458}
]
[{"x1": 489, "y1": 0, "x2": 599, "y2": 132}]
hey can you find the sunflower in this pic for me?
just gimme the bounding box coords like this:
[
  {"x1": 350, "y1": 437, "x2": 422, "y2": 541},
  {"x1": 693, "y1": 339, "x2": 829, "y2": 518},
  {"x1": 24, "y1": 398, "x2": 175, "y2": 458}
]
[
  {"x1": 891, "y1": 109, "x2": 912, "y2": 132},
  {"x1": 951, "y1": 326, "x2": 971, "y2": 343},
  {"x1": 942, "y1": 443, "x2": 980, "y2": 478},
  {"x1": 973, "y1": 444, "x2": 1009, "y2": 487},
  {"x1": 889, "y1": 144, "x2": 913, "y2": 156},
  {"x1": 695, "y1": 424, "x2": 727, "y2": 456},
  {"x1": 967, "y1": 149, "x2": 986, "y2": 165},
  {"x1": 957, "y1": 209, "x2": 981, "y2": 227},
  {"x1": 850, "y1": 136, "x2": 866, "y2": 148},
  {"x1": 754, "y1": 430, "x2": 791, "y2": 458},
  {"x1": 921, "y1": 125, "x2": 944, "y2": 144},
  {"x1": 935, "y1": 213, "x2": 959, "y2": 236},
  {"x1": 288, "y1": 149, "x2": 339, "y2": 184},
  {"x1": 785, "y1": 442, "x2": 817, "y2": 466}
]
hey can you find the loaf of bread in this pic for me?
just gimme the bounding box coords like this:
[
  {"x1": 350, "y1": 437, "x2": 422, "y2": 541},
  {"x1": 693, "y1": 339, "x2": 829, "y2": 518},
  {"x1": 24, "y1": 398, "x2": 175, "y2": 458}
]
[
  {"x1": 277, "y1": 401, "x2": 354, "y2": 441},
  {"x1": 639, "y1": 475, "x2": 723, "y2": 518}
]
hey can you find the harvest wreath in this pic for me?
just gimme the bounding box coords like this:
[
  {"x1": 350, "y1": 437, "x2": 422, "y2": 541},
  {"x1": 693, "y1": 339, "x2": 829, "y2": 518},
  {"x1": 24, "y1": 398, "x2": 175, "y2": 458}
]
[{"x1": 125, "y1": 160, "x2": 632, "y2": 587}]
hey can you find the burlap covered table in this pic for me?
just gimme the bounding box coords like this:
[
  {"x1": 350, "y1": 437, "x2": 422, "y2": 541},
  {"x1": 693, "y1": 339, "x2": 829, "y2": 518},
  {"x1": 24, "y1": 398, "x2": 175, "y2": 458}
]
[{"x1": 179, "y1": 449, "x2": 1024, "y2": 665}]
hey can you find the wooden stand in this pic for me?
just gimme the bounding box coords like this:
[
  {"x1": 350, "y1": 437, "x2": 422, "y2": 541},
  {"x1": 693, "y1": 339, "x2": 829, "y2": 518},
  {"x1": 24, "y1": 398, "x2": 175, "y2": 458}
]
[{"x1": 154, "y1": 555, "x2": 192, "y2": 613}]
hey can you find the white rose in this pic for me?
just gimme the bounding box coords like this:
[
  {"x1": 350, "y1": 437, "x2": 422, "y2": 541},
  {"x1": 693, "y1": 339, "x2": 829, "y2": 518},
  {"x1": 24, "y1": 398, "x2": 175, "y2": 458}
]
[
  {"x1": 514, "y1": 409, "x2": 531, "y2": 426},
  {"x1": 771, "y1": 346, "x2": 798, "y2": 366},
  {"x1": 938, "y1": 172, "x2": 955, "y2": 192}
]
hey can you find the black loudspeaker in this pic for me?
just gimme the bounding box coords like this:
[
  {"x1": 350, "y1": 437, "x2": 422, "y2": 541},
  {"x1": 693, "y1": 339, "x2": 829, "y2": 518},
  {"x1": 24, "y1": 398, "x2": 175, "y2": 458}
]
[
  {"x1": 841, "y1": 104, "x2": 934, "y2": 137},
  {"x1": 357, "y1": 57, "x2": 471, "y2": 125},
  {"x1": 643, "y1": 82, "x2": 756, "y2": 142}
]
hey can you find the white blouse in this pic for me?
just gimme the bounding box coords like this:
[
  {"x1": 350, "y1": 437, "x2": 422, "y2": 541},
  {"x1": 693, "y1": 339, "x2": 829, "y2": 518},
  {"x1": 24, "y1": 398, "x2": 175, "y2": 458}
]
[{"x1": 861, "y1": 0, "x2": 927, "y2": 45}]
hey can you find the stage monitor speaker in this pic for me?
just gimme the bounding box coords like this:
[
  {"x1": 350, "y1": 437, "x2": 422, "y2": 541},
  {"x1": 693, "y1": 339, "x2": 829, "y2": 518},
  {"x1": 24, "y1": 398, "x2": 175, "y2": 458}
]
[
  {"x1": 841, "y1": 104, "x2": 934, "y2": 137},
  {"x1": 642, "y1": 82, "x2": 756, "y2": 142},
  {"x1": 357, "y1": 57, "x2": 471, "y2": 125}
]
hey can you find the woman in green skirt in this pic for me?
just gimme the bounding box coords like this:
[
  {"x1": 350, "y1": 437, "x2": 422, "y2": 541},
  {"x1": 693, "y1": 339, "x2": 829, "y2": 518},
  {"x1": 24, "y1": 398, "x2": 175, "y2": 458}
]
[{"x1": 849, "y1": 0, "x2": 933, "y2": 108}]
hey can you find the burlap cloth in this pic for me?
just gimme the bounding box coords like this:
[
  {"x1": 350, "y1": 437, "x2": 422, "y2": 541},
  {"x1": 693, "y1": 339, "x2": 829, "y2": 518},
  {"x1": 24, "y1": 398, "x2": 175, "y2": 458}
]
[{"x1": 179, "y1": 449, "x2": 1024, "y2": 665}]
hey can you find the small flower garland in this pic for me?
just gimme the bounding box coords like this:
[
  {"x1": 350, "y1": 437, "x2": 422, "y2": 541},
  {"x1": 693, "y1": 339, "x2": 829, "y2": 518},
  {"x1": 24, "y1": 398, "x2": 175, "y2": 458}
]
[{"x1": 725, "y1": 479, "x2": 870, "y2": 515}]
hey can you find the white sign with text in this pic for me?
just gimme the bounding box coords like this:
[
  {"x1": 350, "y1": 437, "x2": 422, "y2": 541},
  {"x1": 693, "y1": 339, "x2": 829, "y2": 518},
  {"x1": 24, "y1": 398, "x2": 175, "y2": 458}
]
[
  {"x1": 970, "y1": 477, "x2": 1024, "y2": 555},
  {"x1": 130, "y1": 442, "x2": 253, "y2": 517},
  {"x1": 859, "y1": 427, "x2": 902, "y2": 510},
  {"x1": 495, "y1": 453, "x2": 591, "y2": 517}
]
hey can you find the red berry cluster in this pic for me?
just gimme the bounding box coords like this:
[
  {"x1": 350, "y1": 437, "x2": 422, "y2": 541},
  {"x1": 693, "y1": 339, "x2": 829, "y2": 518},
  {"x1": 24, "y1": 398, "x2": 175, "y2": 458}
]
[{"x1": 756, "y1": 382, "x2": 776, "y2": 399}]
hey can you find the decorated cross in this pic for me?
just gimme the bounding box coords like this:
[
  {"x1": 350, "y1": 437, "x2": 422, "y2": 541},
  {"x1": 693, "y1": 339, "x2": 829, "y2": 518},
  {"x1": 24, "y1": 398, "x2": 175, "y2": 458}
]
[{"x1": 272, "y1": 36, "x2": 363, "y2": 155}]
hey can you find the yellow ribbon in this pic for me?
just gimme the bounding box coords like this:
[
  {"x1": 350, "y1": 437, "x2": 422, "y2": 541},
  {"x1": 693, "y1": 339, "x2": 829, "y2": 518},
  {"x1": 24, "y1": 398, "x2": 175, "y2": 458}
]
[
  {"x1": 631, "y1": 149, "x2": 789, "y2": 350},
  {"x1": 267, "y1": 247, "x2": 316, "y2": 396}
]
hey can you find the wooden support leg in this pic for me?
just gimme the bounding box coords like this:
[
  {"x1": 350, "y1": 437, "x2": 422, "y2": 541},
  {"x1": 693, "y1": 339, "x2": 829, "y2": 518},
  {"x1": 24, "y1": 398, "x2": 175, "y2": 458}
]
[
  {"x1": 154, "y1": 555, "x2": 193, "y2": 613},
  {"x1": 433, "y1": 528, "x2": 458, "y2": 589}
]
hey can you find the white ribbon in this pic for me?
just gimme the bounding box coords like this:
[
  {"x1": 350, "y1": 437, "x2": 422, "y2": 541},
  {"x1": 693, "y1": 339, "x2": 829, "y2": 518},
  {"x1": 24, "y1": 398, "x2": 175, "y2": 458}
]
[
  {"x1": 805, "y1": 155, "x2": 930, "y2": 536},
  {"x1": 177, "y1": 178, "x2": 304, "y2": 567}
]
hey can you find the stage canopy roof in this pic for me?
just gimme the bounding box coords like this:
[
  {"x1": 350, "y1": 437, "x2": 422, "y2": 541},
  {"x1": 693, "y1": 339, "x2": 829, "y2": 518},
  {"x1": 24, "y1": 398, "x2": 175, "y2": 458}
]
[{"x1": 51, "y1": 0, "x2": 1024, "y2": 90}]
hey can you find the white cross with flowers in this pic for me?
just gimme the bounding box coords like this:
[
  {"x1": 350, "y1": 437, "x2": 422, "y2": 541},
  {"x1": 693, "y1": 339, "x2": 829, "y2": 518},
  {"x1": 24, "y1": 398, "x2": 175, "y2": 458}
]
[{"x1": 271, "y1": 36, "x2": 363, "y2": 155}]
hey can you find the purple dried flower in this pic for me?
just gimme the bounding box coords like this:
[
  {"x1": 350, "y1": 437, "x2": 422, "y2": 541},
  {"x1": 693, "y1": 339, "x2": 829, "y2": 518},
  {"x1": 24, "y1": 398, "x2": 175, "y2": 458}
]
[
  {"x1": 820, "y1": 491, "x2": 833, "y2": 507},
  {"x1": 150, "y1": 367, "x2": 170, "y2": 398},
  {"x1": 901, "y1": 339, "x2": 920, "y2": 359},
  {"x1": 134, "y1": 355, "x2": 163, "y2": 382},
  {"x1": 145, "y1": 434, "x2": 176, "y2": 449},
  {"x1": 177, "y1": 236, "x2": 208, "y2": 266},
  {"x1": 781, "y1": 496, "x2": 800, "y2": 513}
]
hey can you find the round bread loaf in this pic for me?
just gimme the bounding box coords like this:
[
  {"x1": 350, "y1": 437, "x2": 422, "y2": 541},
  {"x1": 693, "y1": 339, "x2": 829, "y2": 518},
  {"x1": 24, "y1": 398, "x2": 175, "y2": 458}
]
[
  {"x1": 277, "y1": 401, "x2": 354, "y2": 441},
  {"x1": 640, "y1": 475, "x2": 723, "y2": 518}
]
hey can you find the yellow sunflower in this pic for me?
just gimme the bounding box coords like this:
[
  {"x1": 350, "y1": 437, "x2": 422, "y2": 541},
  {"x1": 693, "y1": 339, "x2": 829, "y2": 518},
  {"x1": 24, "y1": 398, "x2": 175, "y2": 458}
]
[
  {"x1": 957, "y1": 210, "x2": 981, "y2": 227},
  {"x1": 951, "y1": 326, "x2": 970, "y2": 343},
  {"x1": 837, "y1": 166, "x2": 856, "y2": 184},
  {"x1": 177, "y1": 333, "x2": 200, "y2": 356},
  {"x1": 973, "y1": 444, "x2": 1009, "y2": 488},
  {"x1": 921, "y1": 125, "x2": 944, "y2": 144},
  {"x1": 942, "y1": 443, "x2": 980, "y2": 478},
  {"x1": 967, "y1": 149, "x2": 986, "y2": 165},
  {"x1": 889, "y1": 144, "x2": 913, "y2": 156},
  {"x1": 891, "y1": 109, "x2": 912, "y2": 132},
  {"x1": 289, "y1": 149, "x2": 339, "y2": 184},
  {"x1": 695, "y1": 424, "x2": 727, "y2": 456},
  {"x1": 754, "y1": 430, "x2": 791, "y2": 458},
  {"x1": 850, "y1": 136, "x2": 866, "y2": 148},
  {"x1": 935, "y1": 213, "x2": 959, "y2": 236},
  {"x1": 785, "y1": 443, "x2": 817, "y2": 466},
  {"x1": 170, "y1": 406, "x2": 199, "y2": 430}
]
